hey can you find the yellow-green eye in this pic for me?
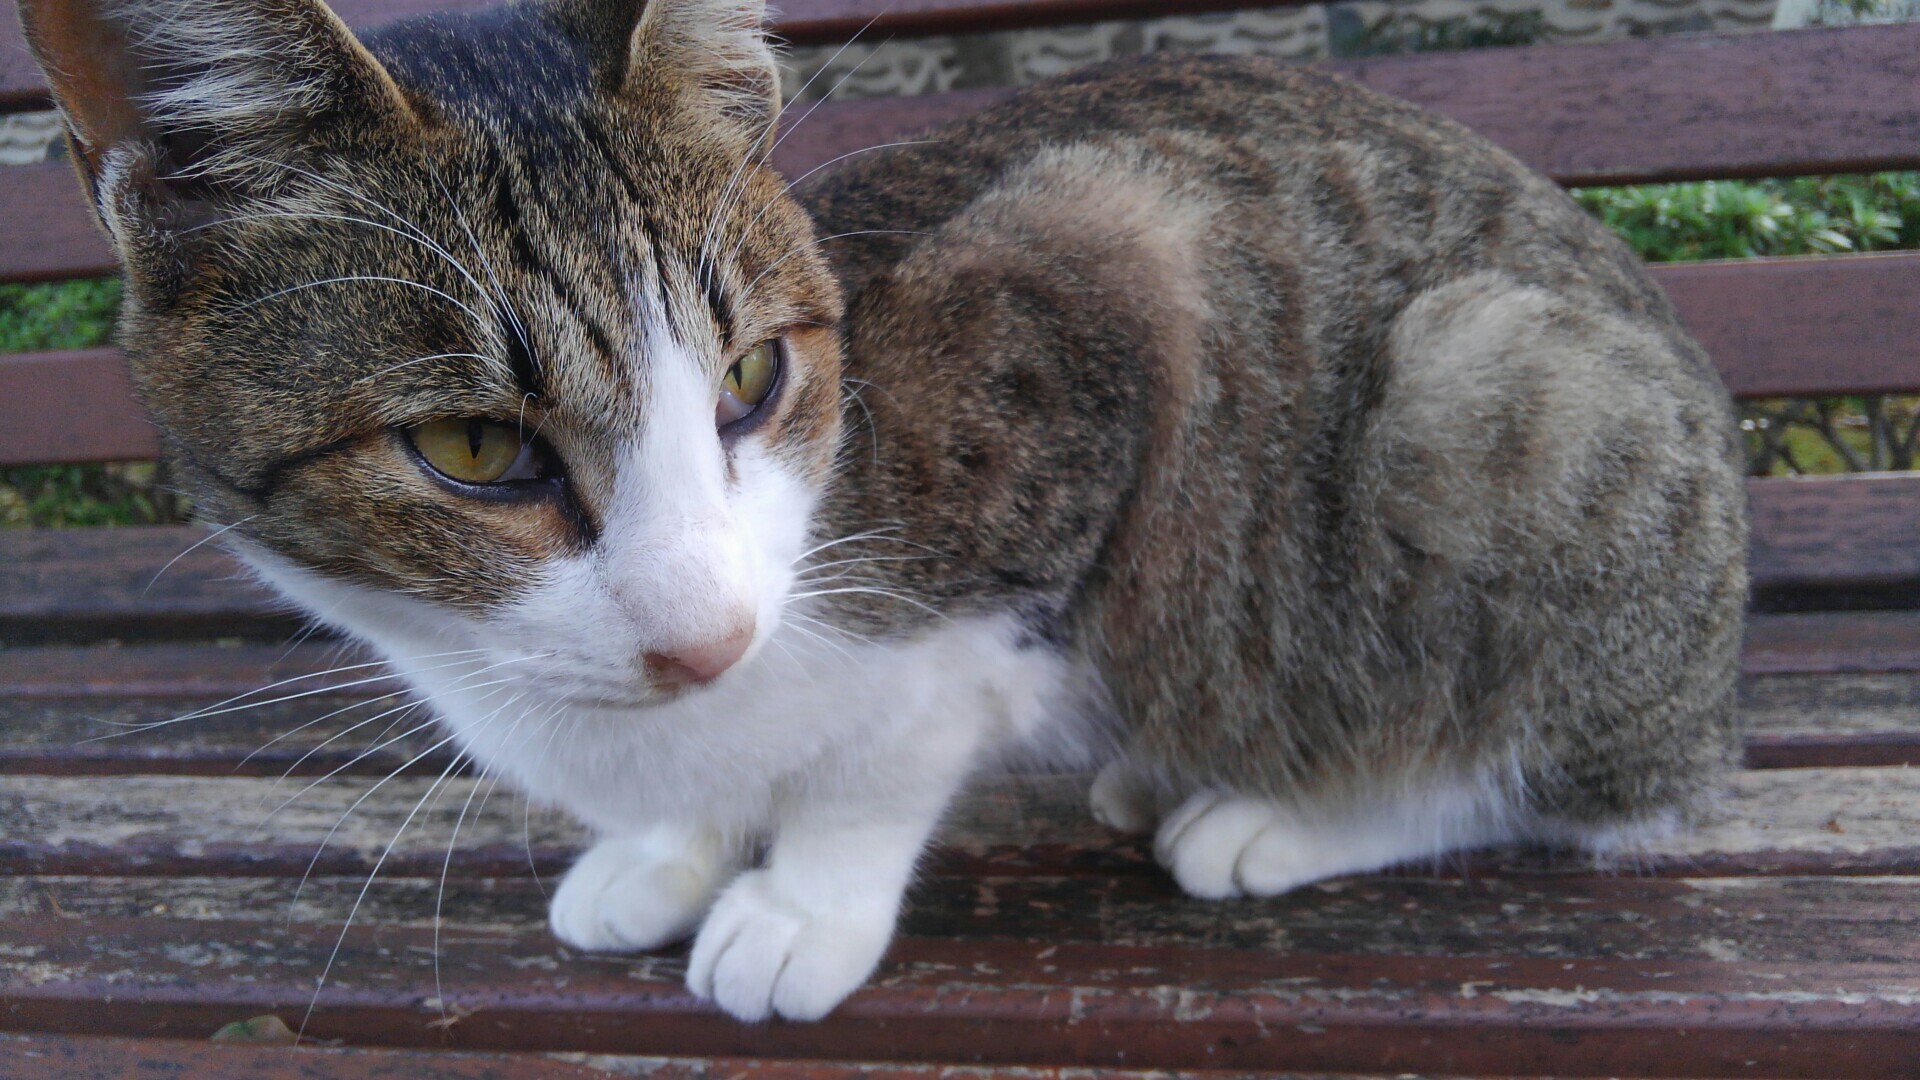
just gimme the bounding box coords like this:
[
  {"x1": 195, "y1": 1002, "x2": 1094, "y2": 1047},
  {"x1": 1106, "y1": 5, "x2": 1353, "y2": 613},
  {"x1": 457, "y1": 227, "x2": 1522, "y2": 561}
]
[
  {"x1": 718, "y1": 340, "x2": 781, "y2": 429},
  {"x1": 409, "y1": 418, "x2": 536, "y2": 485}
]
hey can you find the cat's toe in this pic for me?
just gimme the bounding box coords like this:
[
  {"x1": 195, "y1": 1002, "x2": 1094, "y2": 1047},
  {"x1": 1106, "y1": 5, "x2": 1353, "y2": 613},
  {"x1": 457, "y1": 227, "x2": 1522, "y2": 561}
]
[
  {"x1": 1155, "y1": 792, "x2": 1316, "y2": 900},
  {"x1": 549, "y1": 831, "x2": 730, "y2": 953},
  {"x1": 1089, "y1": 760, "x2": 1157, "y2": 834},
  {"x1": 687, "y1": 869, "x2": 890, "y2": 1022}
]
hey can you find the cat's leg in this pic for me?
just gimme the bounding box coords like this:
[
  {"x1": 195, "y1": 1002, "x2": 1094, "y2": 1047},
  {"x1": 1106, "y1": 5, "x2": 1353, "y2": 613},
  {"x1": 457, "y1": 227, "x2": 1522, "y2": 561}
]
[
  {"x1": 1155, "y1": 782, "x2": 1516, "y2": 900},
  {"x1": 685, "y1": 719, "x2": 982, "y2": 1022},
  {"x1": 1089, "y1": 758, "x2": 1158, "y2": 834},
  {"x1": 549, "y1": 823, "x2": 741, "y2": 952}
]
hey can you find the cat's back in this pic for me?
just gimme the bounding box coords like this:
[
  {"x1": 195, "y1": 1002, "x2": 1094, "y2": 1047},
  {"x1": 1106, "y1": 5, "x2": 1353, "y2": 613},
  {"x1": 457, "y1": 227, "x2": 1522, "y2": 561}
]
[{"x1": 804, "y1": 53, "x2": 1668, "y2": 330}]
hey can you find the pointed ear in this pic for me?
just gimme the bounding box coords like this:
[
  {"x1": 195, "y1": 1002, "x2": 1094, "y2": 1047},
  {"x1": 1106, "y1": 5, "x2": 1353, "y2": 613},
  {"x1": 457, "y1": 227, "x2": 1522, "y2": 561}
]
[
  {"x1": 588, "y1": 0, "x2": 781, "y2": 141},
  {"x1": 18, "y1": 0, "x2": 413, "y2": 281}
]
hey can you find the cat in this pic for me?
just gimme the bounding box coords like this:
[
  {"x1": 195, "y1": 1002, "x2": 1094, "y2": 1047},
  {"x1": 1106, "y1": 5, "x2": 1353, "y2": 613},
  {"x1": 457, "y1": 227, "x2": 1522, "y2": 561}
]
[{"x1": 21, "y1": 0, "x2": 1747, "y2": 1022}]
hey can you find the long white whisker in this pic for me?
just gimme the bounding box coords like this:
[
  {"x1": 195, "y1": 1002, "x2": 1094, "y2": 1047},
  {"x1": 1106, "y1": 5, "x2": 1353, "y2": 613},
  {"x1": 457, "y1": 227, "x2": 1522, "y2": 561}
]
[
  {"x1": 737, "y1": 230, "x2": 927, "y2": 308},
  {"x1": 233, "y1": 275, "x2": 493, "y2": 330},
  {"x1": 142, "y1": 516, "x2": 257, "y2": 596}
]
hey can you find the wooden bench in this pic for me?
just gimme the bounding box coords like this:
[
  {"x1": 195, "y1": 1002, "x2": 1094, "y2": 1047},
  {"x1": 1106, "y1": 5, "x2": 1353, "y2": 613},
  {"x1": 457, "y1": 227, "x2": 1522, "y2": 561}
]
[{"x1": 4, "y1": 2, "x2": 1920, "y2": 1076}]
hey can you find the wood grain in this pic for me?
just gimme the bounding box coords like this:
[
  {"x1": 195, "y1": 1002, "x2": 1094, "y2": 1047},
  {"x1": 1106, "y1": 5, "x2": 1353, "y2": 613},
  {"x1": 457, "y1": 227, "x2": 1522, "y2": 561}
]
[
  {"x1": 3, "y1": 913, "x2": 1917, "y2": 1076},
  {"x1": 8, "y1": 872, "x2": 1920, "y2": 965},
  {"x1": 10, "y1": 23, "x2": 1920, "y2": 284},
  {"x1": 8, "y1": 249, "x2": 1918, "y2": 465},
  {"x1": 2, "y1": 768, "x2": 1918, "y2": 880},
  {"x1": 4, "y1": 471, "x2": 1913, "y2": 640},
  {"x1": 0, "y1": 1036, "x2": 1276, "y2": 1080},
  {"x1": 0, "y1": 0, "x2": 1305, "y2": 109},
  {"x1": 5, "y1": 671, "x2": 1915, "y2": 778}
]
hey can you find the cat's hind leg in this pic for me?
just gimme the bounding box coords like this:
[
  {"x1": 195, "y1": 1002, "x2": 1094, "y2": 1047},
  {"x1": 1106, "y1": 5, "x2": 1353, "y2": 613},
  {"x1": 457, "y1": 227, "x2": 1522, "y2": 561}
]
[
  {"x1": 549, "y1": 824, "x2": 741, "y2": 952},
  {"x1": 1154, "y1": 781, "x2": 1520, "y2": 900}
]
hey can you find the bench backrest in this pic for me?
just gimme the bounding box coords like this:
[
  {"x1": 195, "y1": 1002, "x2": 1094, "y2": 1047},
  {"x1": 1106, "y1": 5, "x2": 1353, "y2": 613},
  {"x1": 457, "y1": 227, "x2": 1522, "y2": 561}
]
[{"x1": 2, "y1": 0, "x2": 1917, "y2": 613}]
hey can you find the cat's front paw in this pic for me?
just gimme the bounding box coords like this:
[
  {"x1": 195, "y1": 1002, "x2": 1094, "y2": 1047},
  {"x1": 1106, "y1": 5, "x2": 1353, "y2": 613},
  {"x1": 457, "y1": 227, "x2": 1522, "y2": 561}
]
[
  {"x1": 550, "y1": 829, "x2": 733, "y2": 953},
  {"x1": 686, "y1": 869, "x2": 893, "y2": 1022},
  {"x1": 1154, "y1": 791, "x2": 1322, "y2": 899}
]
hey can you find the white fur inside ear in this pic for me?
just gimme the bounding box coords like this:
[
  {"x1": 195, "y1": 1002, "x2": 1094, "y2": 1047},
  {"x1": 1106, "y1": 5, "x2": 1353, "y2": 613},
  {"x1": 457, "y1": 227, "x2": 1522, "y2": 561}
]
[{"x1": 633, "y1": 0, "x2": 780, "y2": 130}]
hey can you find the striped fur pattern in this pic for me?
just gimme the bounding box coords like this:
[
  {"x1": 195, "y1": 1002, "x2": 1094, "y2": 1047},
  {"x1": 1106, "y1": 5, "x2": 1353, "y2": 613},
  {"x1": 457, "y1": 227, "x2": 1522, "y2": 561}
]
[{"x1": 22, "y1": 0, "x2": 1747, "y2": 1023}]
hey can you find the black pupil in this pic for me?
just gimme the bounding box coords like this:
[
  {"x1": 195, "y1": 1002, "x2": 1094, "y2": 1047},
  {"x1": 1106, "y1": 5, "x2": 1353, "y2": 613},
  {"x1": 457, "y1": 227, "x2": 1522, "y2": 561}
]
[{"x1": 466, "y1": 419, "x2": 484, "y2": 459}]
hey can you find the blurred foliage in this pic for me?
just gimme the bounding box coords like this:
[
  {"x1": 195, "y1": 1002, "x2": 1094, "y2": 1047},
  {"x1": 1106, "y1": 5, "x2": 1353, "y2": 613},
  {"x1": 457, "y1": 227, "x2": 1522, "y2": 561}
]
[
  {"x1": 0, "y1": 278, "x2": 119, "y2": 352},
  {"x1": 0, "y1": 462, "x2": 188, "y2": 527},
  {"x1": 1574, "y1": 172, "x2": 1920, "y2": 262}
]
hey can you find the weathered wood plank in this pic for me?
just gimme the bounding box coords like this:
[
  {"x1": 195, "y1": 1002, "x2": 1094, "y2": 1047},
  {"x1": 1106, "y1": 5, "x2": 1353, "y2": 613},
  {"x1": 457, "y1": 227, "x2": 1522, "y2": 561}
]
[
  {"x1": 1743, "y1": 611, "x2": 1920, "y2": 676},
  {"x1": 2, "y1": 913, "x2": 1916, "y2": 1076},
  {"x1": 1741, "y1": 674, "x2": 1920, "y2": 768},
  {"x1": 0, "y1": 524, "x2": 304, "y2": 644},
  {"x1": 4, "y1": 472, "x2": 1916, "y2": 642},
  {"x1": 1, "y1": 1034, "x2": 1271, "y2": 1080},
  {"x1": 1, "y1": 769, "x2": 1917, "y2": 880},
  {"x1": 0, "y1": 642, "x2": 385, "y2": 699},
  {"x1": 9, "y1": 252, "x2": 1918, "y2": 467},
  {"x1": 4, "y1": 615, "x2": 1914, "y2": 702},
  {"x1": 0, "y1": 0, "x2": 1299, "y2": 109},
  {"x1": 8, "y1": 872, "x2": 1920, "y2": 966},
  {"x1": 11, "y1": 23, "x2": 1920, "y2": 285},
  {"x1": 1748, "y1": 474, "x2": 1920, "y2": 603},
  {"x1": 5, "y1": 671, "x2": 1914, "y2": 778}
]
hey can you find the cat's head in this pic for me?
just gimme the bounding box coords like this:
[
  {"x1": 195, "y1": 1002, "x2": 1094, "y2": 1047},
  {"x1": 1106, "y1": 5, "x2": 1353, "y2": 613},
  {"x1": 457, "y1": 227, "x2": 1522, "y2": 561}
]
[{"x1": 23, "y1": 0, "x2": 845, "y2": 704}]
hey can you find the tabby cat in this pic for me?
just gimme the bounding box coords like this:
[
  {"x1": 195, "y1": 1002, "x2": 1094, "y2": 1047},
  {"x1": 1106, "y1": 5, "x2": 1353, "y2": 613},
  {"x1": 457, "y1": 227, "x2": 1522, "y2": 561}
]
[{"x1": 22, "y1": 0, "x2": 1747, "y2": 1021}]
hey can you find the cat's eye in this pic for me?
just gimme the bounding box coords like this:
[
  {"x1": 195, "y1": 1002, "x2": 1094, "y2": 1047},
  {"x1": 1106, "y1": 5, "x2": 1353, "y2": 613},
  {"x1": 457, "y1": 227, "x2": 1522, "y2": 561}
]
[
  {"x1": 717, "y1": 340, "x2": 782, "y2": 430},
  {"x1": 408, "y1": 418, "x2": 542, "y2": 485}
]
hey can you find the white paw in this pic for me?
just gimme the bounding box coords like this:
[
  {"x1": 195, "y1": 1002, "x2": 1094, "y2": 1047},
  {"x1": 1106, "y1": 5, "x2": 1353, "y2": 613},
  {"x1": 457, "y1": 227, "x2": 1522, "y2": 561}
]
[
  {"x1": 549, "y1": 830, "x2": 731, "y2": 953},
  {"x1": 686, "y1": 869, "x2": 894, "y2": 1022},
  {"x1": 1089, "y1": 760, "x2": 1157, "y2": 835},
  {"x1": 1153, "y1": 792, "x2": 1325, "y2": 899}
]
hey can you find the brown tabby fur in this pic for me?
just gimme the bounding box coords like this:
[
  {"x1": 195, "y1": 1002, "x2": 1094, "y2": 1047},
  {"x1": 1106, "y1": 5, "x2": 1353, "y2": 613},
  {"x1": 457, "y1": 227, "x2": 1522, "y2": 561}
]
[{"x1": 25, "y1": 0, "x2": 1744, "y2": 844}]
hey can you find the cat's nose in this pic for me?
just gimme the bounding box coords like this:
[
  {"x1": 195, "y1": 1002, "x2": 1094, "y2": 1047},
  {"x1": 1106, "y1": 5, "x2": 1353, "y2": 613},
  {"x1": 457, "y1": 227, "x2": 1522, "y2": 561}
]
[{"x1": 643, "y1": 623, "x2": 754, "y2": 689}]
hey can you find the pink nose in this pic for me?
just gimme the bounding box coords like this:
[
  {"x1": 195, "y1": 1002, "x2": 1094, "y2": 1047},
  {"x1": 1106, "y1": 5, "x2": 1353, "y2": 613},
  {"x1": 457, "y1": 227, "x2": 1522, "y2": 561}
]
[{"x1": 643, "y1": 624, "x2": 754, "y2": 689}]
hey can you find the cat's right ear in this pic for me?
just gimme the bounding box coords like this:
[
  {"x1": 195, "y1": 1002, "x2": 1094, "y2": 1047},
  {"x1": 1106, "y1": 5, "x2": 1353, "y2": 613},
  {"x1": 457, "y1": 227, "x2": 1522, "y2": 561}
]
[{"x1": 17, "y1": 0, "x2": 415, "y2": 288}]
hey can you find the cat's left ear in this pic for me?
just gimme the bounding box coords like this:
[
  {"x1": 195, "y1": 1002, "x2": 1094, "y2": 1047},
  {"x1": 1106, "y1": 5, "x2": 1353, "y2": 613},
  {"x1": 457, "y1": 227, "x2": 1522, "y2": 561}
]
[
  {"x1": 18, "y1": 0, "x2": 416, "y2": 277},
  {"x1": 577, "y1": 0, "x2": 781, "y2": 143}
]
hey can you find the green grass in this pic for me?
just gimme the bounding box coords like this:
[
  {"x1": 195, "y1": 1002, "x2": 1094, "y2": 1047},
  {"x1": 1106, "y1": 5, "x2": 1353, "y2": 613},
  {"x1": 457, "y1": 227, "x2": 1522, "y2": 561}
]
[
  {"x1": 0, "y1": 278, "x2": 119, "y2": 352},
  {"x1": 1573, "y1": 172, "x2": 1920, "y2": 263}
]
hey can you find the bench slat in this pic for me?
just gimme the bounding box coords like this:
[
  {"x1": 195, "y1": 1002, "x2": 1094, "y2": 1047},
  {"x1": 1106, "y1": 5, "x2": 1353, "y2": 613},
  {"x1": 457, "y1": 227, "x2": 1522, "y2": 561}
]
[
  {"x1": 4, "y1": 671, "x2": 1913, "y2": 778},
  {"x1": 3, "y1": 912, "x2": 1917, "y2": 1075},
  {"x1": 0, "y1": 767, "x2": 1916, "y2": 880},
  {"x1": 8, "y1": 23, "x2": 1920, "y2": 285},
  {"x1": 6, "y1": 250, "x2": 1916, "y2": 466},
  {"x1": 0, "y1": 0, "x2": 1300, "y2": 109},
  {"x1": 0, "y1": 1035, "x2": 1208, "y2": 1080},
  {"x1": 11, "y1": 873, "x2": 1920, "y2": 966},
  {"x1": 4, "y1": 474, "x2": 1912, "y2": 640}
]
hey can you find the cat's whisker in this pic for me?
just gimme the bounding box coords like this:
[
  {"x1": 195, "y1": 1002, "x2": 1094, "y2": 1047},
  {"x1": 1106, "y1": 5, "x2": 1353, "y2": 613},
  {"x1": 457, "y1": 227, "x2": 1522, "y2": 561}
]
[
  {"x1": 784, "y1": 608, "x2": 879, "y2": 650},
  {"x1": 226, "y1": 152, "x2": 500, "y2": 309},
  {"x1": 235, "y1": 689, "x2": 411, "y2": 773},
  {"x1": 736, "y1": 229, "x2": 928, "y2": 309},
  {"x1": 261, "y1": 651, "x2": 548, "y2": 809},
  {"x1": 261, "y1": 696, "x2": 440, "y2": 794},
  {"x1": 184, "y1": 205, "x2": 505, "y2": 346},
  {"x1": 696, "y1": 23, "x2": 894, "y2": 294},
  {"x1": 352, "y1": 353, "x2": 505, "y2": 386},
  {"x1": 792, "y1": 526, "x2": 906, "y2": 563},
  {"x1": 427, "y1": 162, "x2": 536, "y2": 366},
  {"x1": 787, "y1": 585, "x2": 951, "y2": 621},
  {"x1": 299, "y1": 709, "x2": 503, "y2": 1043},
  {"x1": 87, "y1": 649, "x2": 494, "y2": 741},
  {"x1": 839, "y1": 379, "x2": 883, "y2": 465},
  {"x1": 233, "y1": 274, "x2": 494, "y2": 331},
  {"x1": 142, "y1": 516, "x2": 257, "y2": 596},
  {"x1": 724, "y1": 140, "x2": 936, "y2": 269},
  {"x1": 778, "y1": 617, "x2": 858, "y2": 663}
]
